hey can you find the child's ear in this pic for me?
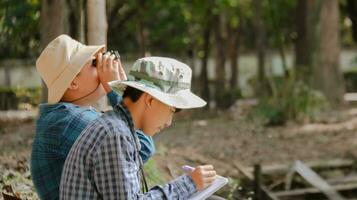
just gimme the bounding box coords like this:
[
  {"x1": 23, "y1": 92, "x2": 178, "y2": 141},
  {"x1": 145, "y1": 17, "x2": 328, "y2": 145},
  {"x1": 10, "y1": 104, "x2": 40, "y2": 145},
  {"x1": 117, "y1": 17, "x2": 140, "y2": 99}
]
[
  {"x1": 68, "y1": 81, "x2": 78, "y2": 90},
  {"x1": 144, "y1": 93, "x2": 154, "y2": 107}
]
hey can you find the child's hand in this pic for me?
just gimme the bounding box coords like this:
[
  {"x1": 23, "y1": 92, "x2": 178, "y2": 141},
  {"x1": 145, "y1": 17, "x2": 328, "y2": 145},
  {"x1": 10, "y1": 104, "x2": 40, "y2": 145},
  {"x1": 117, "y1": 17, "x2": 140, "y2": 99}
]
[
  {"x1": 96, "y1": 52, "x2": 126, "y2": 93},
  {"x1": 189, "y1": 165, "x2": 216, "y2": 191}
]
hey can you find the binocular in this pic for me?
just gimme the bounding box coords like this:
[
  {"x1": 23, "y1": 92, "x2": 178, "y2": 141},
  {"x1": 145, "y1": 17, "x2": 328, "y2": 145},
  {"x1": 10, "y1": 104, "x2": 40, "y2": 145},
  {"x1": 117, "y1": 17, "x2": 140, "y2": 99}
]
[{"x1": 92, "y1": 50, "x2": 120, "y2": 67}]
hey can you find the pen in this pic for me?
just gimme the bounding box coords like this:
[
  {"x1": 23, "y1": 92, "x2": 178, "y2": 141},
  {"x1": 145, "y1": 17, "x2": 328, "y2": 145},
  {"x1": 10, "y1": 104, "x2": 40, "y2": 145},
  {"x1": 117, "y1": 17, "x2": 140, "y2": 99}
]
[{"x1": 182, "y1": 165, "x2": 195, "y2": 172}]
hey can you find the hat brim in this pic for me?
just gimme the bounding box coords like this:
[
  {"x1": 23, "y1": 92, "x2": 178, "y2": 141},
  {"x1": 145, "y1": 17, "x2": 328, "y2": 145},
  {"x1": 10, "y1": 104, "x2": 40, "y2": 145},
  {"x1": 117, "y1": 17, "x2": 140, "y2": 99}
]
[
  {"x1": 109, "y1": 80, "x2": 207, "y2": 109},
  {"x1": 48, "y1": 45, "x2": 105, "y2": 104}
]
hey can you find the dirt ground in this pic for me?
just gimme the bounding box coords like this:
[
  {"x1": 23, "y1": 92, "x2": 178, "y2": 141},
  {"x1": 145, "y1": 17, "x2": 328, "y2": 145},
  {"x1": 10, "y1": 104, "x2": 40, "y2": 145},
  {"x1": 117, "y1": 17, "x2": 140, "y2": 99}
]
[
  {"x1": 155, "y1": 112, "x2": 357, "y2": 176},
  {"x1": 1, "y1": 107, "x2": 357, "y2": 199}
]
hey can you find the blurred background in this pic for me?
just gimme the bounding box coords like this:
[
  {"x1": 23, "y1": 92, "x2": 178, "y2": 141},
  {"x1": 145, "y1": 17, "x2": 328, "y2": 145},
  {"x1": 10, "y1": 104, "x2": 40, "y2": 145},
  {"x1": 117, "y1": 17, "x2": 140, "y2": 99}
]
[{"x1": 1, "y1": 0, "x2": 357, "y2": 199}]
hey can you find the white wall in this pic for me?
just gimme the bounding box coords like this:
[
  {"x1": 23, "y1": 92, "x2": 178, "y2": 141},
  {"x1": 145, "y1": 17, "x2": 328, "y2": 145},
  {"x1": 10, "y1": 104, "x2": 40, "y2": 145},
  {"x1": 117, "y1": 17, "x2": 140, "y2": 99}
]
[{"x1": 1, "y1": 50, "x2": 357, "y2": 96}]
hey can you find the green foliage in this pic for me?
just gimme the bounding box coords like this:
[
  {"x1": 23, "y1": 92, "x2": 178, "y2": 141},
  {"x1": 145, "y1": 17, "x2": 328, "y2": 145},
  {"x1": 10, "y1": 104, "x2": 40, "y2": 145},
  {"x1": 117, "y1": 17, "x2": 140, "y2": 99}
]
[
  {"x1": 215, "y1": 88, "x2": 242, "y2": 109},
  {"x1": 344, "y1": 70, "x2": 357, "y2": 92},
  {"x1": 107, "y1": 0, "x2": 190, "y2": 56},
  {"x1": 143, "y1": 0, "x2": 189, "y2": 55},
  {"x1": 0, "y1": 0, "x2": 352, "y2": 59},
  {"x1": 0, "y1": 87, "x2": 41, "y2": 110},
  {"x1": 14, "y1": 87, "x2": 41, "y2": 107},
  {"x1": 143, "y1": 159, "x2": 166, "y2": 187},
  {"x1": 261, "y1": 0, "x2": 298, "y2": 49},
  {"x1": 0, "y1": 0, "x2": 40, "y2": 58},
  {"x1": 254, "y1": 74, "x2": 329, "y2": 126}
]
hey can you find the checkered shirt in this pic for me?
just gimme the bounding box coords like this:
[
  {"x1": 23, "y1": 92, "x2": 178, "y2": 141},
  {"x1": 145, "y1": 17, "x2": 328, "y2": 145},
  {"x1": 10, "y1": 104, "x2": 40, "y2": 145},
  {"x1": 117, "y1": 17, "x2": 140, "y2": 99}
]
[
  {"x1": 60, "y1": 103, "x2": 196, "y2": 199},
  {"x1": 31, "y1": 91, "x2": 155, "y2": 200}
]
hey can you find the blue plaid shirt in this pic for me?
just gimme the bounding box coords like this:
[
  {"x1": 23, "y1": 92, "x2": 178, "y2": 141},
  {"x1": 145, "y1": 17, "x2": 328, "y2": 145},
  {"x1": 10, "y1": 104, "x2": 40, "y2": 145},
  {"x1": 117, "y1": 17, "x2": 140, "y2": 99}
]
[
  {"x1": 60, "y1": 103, "x2": 196, "y2": 200},
  {"x1": 31, "y1": 91, "x2": 155, "y2": 200}
]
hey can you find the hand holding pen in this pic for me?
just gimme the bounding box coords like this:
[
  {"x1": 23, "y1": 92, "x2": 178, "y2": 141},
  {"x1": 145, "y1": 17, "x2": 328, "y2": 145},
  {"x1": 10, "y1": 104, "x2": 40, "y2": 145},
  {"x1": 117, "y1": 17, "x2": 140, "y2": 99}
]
[{"x1": 183, "y1": 165, "x2": 217, "y2": 191}]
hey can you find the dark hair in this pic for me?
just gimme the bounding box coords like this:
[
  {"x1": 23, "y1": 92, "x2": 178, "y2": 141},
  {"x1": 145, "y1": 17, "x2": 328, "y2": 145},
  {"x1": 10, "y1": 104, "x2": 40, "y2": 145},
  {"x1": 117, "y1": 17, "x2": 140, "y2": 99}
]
[
  {"x1": 123, "y1": 86, "x2": 144, "y2": 102},
  {"x1": 123, "y1": 86, "x2": 182, "y2": 113}
]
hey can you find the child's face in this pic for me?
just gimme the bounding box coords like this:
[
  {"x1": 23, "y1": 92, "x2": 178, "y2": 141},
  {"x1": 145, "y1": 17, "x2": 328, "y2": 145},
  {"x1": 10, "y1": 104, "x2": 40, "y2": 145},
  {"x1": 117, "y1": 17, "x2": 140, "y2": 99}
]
[
  {"x1": 75, "y1": 57, "x2": 105, "y2": 102},
  {"x1": 141, "y1": 98, "x2": 175, "y2": 136}
]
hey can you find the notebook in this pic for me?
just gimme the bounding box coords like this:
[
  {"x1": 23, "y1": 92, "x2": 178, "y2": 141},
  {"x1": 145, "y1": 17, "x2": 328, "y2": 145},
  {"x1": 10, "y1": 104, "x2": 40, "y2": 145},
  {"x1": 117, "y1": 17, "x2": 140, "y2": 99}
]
[{"x1": 188, "y1": 175, "x2": 228, "y2": 200}]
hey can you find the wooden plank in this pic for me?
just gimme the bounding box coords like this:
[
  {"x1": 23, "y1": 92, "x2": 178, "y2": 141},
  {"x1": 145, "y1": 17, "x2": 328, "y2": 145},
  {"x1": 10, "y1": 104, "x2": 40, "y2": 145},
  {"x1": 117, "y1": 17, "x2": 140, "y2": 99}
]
[
  {"x1": 235, "y1": 159, "x2": 357, "y2": 200},
  {"x1": 254, "y1": 164, "x2": 262, "y2": 200},
  {"x1": 274, "y1": 182, "x2": 357, "y2": 197},
  {"x1": 285, "y1": 160, "x2": 345, "y2": 200},
  {"x1": 284, "y1": 162, "x2": 295, "y2": 190},
  {"x1": 246, "y1": 159, "x2": 354, "y2": 175},
  {"x1": 233, "y1": 161, "x2": 253, "y2": 180},
  {"x1": 328, "y1": 175, "x2": 357, "y2": 185}
]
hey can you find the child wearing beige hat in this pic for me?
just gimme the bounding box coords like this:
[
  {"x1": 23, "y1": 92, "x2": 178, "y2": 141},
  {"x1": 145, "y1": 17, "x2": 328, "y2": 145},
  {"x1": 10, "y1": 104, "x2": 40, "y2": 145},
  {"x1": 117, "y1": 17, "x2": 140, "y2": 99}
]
[{"x1": 31, "y1": 35, "x2": 155, "y2": 200}]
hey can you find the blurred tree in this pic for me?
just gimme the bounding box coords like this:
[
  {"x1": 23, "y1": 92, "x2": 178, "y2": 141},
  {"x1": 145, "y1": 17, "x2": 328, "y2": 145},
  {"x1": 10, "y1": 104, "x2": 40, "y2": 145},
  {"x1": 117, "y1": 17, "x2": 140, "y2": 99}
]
[
  {"x1": 136, "y1": 0, "x2": 147, "y2": 57},
  {"x1": 345, "y1": 0, "x2": 357, "y2": 44},
  {"x1": 313, "y1": 0, "x2": 345, "y2": 107},
  {"x1": 222, "y1": 0, "x2": 244, "y2": 107},
  {"x1": 106, "y1": 1, "x2": 138, "y2": 53},
  {"x1": 296, "y1": 0, "x2": 344, "y2": 107},
  {"x1": 295, "y1": 0, "x2": 344, "y2": 107},
  {"x1": 213, "y1": 12, "x2": 228, "y2": 108},
  {"x1": 87, "y1": 0, "x2": 107, "y2": 46},
  {"x1": 185, "y1": 0, "x2": 228, "y2": 108},
  {"x1": 87, "y1": 0, "x2": 108, "y2": 110},
  {"x1": 189, "y1": 0, "x2": 215, "y2": 105},
  {"x1": 252, "y1": 0, "x2": 268, "y2": 97},
  {"x1": 67, "y1": 0, "x2": 85, "y2": 42},
  {"x1": 227, "y1": 12, "x2": 240, "y2": 92},
  {"x1": 211, "y1": 0, "x2": 246, "y2": 109},
  {"x1": 266, "y1": 0, "x2": 297, "y2": 78},
  {"x1": 295, "y1": 0, "x2": 311, "y2": 79},
  {"x1": 39, "y1": 0, "x2": 66, "y2": 102},
  {"x1": 0, "y1": 0, "x2": 40, "y2": 59}
]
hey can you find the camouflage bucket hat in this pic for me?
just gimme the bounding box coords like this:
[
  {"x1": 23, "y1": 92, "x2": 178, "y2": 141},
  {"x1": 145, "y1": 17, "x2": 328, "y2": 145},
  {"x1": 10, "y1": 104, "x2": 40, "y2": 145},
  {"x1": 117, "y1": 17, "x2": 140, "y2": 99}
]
[{"x1": 109, "y1": 57, "x2": 207, "y2": 109}]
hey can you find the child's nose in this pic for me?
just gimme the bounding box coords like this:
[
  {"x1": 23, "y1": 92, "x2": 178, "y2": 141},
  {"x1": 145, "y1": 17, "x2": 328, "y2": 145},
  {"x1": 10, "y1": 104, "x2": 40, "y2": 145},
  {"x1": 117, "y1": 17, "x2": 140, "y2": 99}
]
[{"x1": 165, "y1": 117, "x2": 173, "y2": 128}]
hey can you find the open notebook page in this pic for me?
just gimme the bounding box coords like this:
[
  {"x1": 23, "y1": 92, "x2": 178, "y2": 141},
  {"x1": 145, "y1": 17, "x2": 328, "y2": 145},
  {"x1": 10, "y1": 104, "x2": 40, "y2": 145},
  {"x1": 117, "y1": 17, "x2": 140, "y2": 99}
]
[{"x1": 188, "y1": 175, "x2": 228, "y2": 200}]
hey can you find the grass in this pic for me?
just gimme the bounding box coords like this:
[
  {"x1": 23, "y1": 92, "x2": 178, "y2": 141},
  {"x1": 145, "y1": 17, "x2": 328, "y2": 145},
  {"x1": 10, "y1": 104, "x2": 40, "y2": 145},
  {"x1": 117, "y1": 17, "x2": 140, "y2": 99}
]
[{"x1": 144, "y1": 159, "x2": 166, "y2": 187}]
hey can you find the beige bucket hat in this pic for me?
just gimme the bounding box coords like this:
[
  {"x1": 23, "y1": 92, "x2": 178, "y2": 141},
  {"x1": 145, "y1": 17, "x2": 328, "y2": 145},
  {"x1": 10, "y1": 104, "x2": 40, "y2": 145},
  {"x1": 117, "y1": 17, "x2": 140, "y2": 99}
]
[
  {"x1": 109, "y1": 57, "x2": 206, "y2": 109},
  {"x1": 36, "y1": 34, "x2": 105, "y2": 104}
]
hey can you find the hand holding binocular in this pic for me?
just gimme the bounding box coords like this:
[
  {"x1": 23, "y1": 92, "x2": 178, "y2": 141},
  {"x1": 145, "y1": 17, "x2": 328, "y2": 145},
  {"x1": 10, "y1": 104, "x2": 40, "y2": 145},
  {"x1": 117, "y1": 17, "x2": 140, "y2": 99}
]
[{"x1": 92, "y1": 50, "x2": 120, "y2": 67}]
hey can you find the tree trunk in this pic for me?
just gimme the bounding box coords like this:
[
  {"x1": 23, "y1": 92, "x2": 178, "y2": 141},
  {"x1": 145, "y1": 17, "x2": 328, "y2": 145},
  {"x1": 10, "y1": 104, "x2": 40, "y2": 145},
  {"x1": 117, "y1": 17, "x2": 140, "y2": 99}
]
[
  {"x1": 40, "y1": 0, "x2": 66, "y2": 103},
  {"x1": 295, "y1": 0, "x2": 310, "y2": 77},
  {"x1": 87, "y1": 0, "x2": 107, "y2": 45},
  {"x1": 314, "y1": 0, "x2": 345, "y2": 108},
  {"x1": 4, "y1": 65, "x2": 11, "y2": 86},
  {"x1": 137, "y1": 20, "x2": 147, "y2": 57},
  {"x1": 68, "y1": 0, "x2": 85, "y2": 42},
  {"x1": 228, "y1": 26, "x2": 239, "y2": 91},
  {"x1": 295, "y1": 0, "x2": 319, "y2": 81},
  {"x1": 87, "y1": 0, "x2": 108, "y2": 111},
  {"x1": 200, "y1": 25, "x2": 211, "y2": 105},
  {"x1": 252, "y1": 0, "x2": 268, "y2": 97},
  {"x1": 137, "y1": 0, "x2": 147, "y2": 57},
  {"x1": 346, "y1": 0, "x2": 357, "y2": 44},
  {"x1": 214, "y1": 14, "x2": 227, "y2": 109}
]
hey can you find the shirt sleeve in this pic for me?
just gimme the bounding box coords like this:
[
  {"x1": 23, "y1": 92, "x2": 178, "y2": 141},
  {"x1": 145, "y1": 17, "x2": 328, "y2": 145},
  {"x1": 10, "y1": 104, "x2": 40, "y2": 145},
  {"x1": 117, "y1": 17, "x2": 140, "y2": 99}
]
[
  {"x1": 93, "y1": 131, "x2": 196, "y2": 200},
  {"x1": 106, "y1": 90, "x2": 122, "y2": 107},
  {"x1": 136, "y1": 130, "x2": 155, "y2": 163}
]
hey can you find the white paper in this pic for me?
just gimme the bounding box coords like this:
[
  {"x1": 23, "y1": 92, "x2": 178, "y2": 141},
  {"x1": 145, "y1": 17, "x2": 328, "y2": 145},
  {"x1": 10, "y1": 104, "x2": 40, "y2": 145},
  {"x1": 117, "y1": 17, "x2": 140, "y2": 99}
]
[{"x1": 188, "y1": 175, "x2": 228, "y2": 200}]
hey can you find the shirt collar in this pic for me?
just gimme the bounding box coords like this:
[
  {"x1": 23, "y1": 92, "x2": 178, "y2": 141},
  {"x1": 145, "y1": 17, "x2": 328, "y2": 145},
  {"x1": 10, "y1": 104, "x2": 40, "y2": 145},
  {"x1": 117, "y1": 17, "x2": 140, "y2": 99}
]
[
  {"x1": 113, "y1": 102, "x2": 135, "y2": 134},
  {"x1": 39, "y1": 102, "x2": 95, "y2": 113}
]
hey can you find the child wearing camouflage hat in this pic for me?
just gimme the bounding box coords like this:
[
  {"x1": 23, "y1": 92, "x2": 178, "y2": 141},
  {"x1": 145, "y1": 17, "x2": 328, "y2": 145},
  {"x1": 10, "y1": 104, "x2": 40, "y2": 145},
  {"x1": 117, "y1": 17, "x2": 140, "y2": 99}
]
[{"x1": 60, "y1": 57, "x2": 222, "y2": 199}]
